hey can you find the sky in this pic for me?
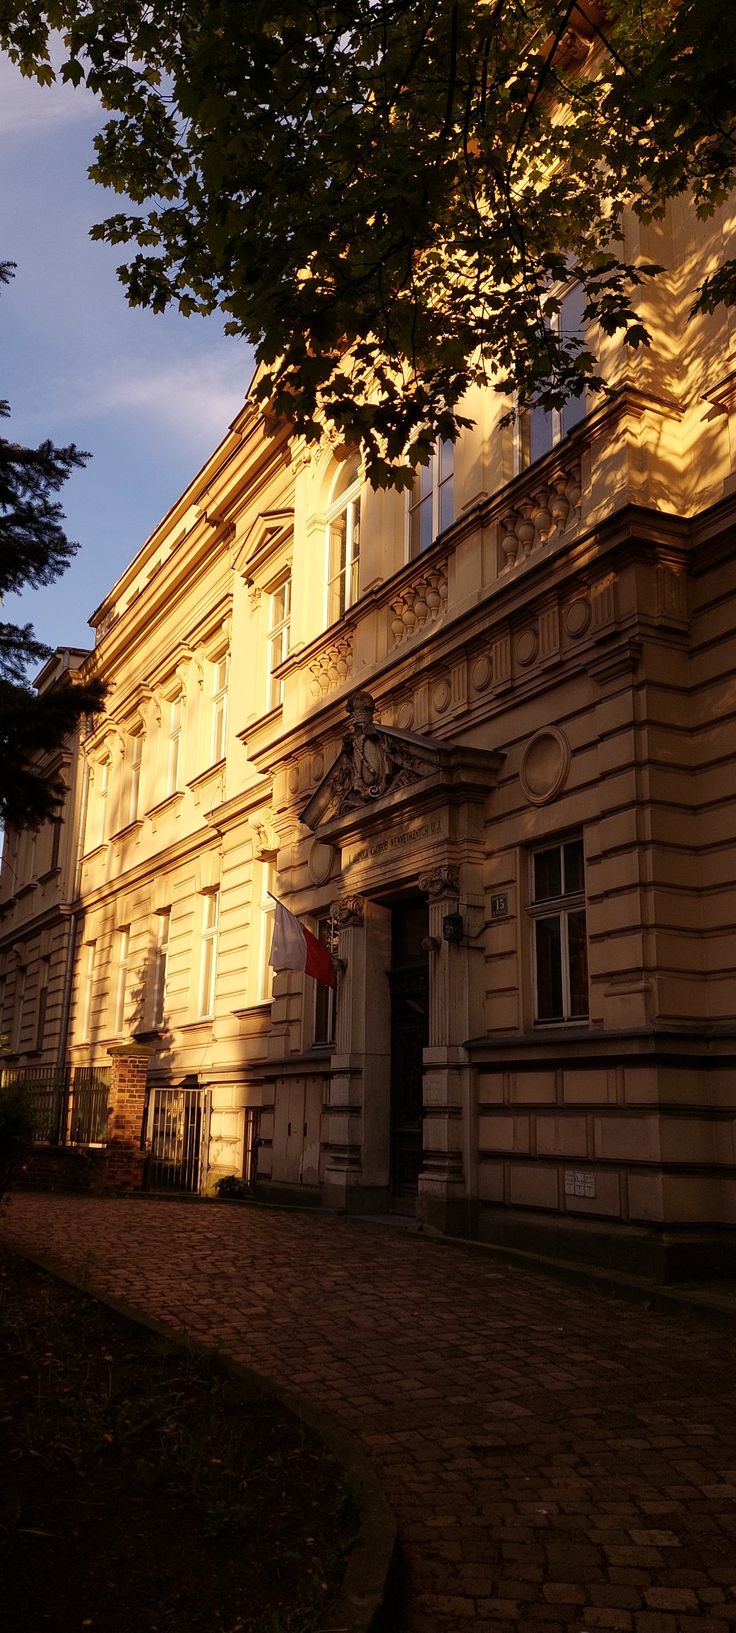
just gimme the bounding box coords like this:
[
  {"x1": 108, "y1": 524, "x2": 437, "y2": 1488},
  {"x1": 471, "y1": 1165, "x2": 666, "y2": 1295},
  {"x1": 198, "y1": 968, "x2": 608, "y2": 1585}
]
[{"x1": 1, "y1": 52, "x2": 255, "y2": 659}]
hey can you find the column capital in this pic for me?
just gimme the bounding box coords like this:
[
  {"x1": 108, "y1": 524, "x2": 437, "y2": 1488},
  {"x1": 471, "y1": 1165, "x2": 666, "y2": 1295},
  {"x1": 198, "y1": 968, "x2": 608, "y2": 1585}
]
[
  {"x1": 331, "y1": 894, "x2": 365, "y2": 927},
  {"x1": 419, "y1": 864, "x2": 460, "y2": 901}
]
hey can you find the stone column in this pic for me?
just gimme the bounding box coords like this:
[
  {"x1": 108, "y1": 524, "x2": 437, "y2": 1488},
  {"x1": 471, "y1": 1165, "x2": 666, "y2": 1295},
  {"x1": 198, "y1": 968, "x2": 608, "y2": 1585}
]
[
  {"x1": 100, "y1": 1043, "x2": 152, "y2": 1193},
  {"x1": 322, "y1": 895, "x2": 392, "y2": 1213},
  {"x1": 418, "y1": 863, "x2": 484, "y2": 1235}
]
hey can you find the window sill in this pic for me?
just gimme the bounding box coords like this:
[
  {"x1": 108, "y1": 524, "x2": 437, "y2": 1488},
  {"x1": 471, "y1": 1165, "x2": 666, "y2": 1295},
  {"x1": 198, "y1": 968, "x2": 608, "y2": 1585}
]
[
  {"x1": 14, "y1": 881, "x2": 38, "y2": 900},
  {"x1": 81, "y1": 843, "x2": 106, "y2": 863},
  {"x1": 178, "y1": 1018, "x2": 214, "y2": 1032},
  {"x1": 148, "y1": 791, "x2": 184, "y2": 819},
  {"x1": 232, "y1": 1002, "x2": 272, "y2": 1018},
  {"x1": 109, "y1": 819, "x2": 144, "y2": 844},
  {"x1": 188, "y1": 760, "x2": 225, "y2": 793},
  {"x1": 37, "y1": 866, "x2": 62, "y2": 885}
]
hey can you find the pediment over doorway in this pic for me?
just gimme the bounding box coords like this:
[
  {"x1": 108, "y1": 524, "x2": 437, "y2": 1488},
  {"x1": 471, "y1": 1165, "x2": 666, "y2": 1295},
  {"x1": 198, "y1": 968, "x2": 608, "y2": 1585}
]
[{"x1": 300, "y1": 692, "x2": 504, "y2": 842}]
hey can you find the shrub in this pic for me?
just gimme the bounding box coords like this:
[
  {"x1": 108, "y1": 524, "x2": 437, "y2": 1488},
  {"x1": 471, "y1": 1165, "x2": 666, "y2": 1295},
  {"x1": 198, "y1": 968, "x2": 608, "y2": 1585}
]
[
  {"x1": 0, "y1": 1079, "x2": 39, "y2": 1194},
  {"x1": 214, "y1": 1174, "x2": 247, "y2": 1201}
]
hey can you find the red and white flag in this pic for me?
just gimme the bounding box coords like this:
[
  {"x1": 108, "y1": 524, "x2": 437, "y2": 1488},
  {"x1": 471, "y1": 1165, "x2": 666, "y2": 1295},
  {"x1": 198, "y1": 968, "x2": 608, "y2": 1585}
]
[{"x1": 268, "y1": 898, "x2": 337, "y2": 989}]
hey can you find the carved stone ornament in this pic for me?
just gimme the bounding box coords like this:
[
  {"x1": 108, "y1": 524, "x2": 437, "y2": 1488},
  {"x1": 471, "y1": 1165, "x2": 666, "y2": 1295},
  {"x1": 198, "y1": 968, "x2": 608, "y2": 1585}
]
[
  {"x1": 330, "y1": 895, "x2": 364, "y2": 928},
  {"x1": 249, "y1": 810, "x2": 279, "y2": 860},
  {"x1": 327, "y1": 692, "x2": 424, "y2": 817},
  {"x1": 419, "y1": 864, "x2": 460, "y2": 900}
]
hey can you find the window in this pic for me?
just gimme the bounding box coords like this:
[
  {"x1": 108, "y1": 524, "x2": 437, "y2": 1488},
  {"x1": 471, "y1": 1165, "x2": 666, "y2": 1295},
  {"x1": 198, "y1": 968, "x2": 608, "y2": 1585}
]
[
  {"x1": 95, "y1": 760, "x2": 110, "y2": 847},
  {"x1": 80, "y1": 941, "x2": 97, "y2": 1041},
  {"x1": 198, "y1": 890, "x2": 219, "y2": 1019},
  {"x1": 519, "y1": 285, "x2": 587, "y2": 467},
  {"x1": 267, "y1": 579, "x2": 291, "y2": 712},
  {"x1": 326, "y1": 459, "x2": 361, "y2": 623},
  {"x1": 313, "y1": 919, "x2": 336, "y2": 1046},
  {"x1": 151, "y1": 909, "x2": 170, "y2": 1028},
  {"x1": 257, "y1": 862, "x2": 276, "y2": 1004},
  {"x1": 166, "y1": 696, "x2": 183, "y2": 795},
  {"x1": 211, "y1": 654, "x2": 229, "y2": 763},
  {"x1": 35, "y1": 957, "x2": 50, "y2": 1052},
  {"x1": 50, "y1": 816, "x2": 62, "y2": 872},
  {"x1": 530, "y1": 838, "x2": 588, "y2": 1023},
  {"x1": 127, "y1": 732, "x2": 143, "y2": 825},
  {"x1": 408, "y1": 439, "x2": 454, "y2": 557},
  {"x1": 13, "y1": 966, "x2": 27, "y2": 1052},
  {"x1": 113, "y1": 926, "x2": 130, "y2": 1035}
]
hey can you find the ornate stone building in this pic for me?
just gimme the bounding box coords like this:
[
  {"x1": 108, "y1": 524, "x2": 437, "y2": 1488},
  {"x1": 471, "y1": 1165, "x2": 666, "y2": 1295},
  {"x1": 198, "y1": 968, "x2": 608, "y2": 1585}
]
[{"x1": 2, "y1": 192, "x2": 736, "y2": 1277}]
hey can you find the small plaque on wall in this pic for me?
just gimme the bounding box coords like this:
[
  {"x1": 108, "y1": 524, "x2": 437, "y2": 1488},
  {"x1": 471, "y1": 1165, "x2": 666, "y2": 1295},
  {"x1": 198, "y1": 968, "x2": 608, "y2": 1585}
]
[{"x1": 491, "y1": 894, "x2": 508, "y2": 919}]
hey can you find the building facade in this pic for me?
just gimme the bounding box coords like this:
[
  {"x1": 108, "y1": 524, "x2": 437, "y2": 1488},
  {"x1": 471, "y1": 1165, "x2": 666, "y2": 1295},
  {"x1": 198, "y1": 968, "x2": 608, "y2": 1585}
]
[{"x1": 2, "y1": 193, "x2": 736, "y2": 1277}]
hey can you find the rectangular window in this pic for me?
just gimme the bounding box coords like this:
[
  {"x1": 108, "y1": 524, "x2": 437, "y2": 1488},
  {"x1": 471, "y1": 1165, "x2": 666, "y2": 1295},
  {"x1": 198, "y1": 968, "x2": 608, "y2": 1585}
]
[
  {"x1": 167, "y1": 697, "x2": 183, "y2": 795},
  {"x1": 50, "y1": 816, "x2": 62, "y2": 872},
  {"x1": 198, "y1": 890, "x2": 219, "y2": 1019},
  {"x1": 95, "y1": 760, "x2": 110, "y2": 847},
  {"x1": 531, "y1": 837, "x2": 588, "y2": 1024},
  {"x1": 127, "y1": 733, "x2": 143, "y2": 825},
  {"x1": 151, "y1": 909, "x2": 170, "y2": 1028},
  {"x1": 327, "y1": 497, "x2": 360, "y2": 623},
  {"x1": 14, "y1": 966, "x2": 27, "y2": 1052},
  {"x1": 35, "y1": 957, "x2": 50, "y2": 1052},
  {"x1": 313, "y1": 919, "x2": 336, "y2": 1046},
  {"x1": 211, "y1": 654, "x2": 229, "y2": 763},
  {"x1": 267, "y1": 578, "x2": 291, "y2": 711},
  {"x1": 80, "y1": 941, "x2": 97, "y2": 1041},
  {"x1": 408, "y1": 438, "x2": 454, "y2": 558},
  {"x1": 113, "y1": 926, "x2": 130, "y2": 1035},
  {"x1": 519, "y1": 284, "x2": 588, "y2": 469},
  {"x1": 257, "y1": 863, "x2": 276, "y2": 1004}
]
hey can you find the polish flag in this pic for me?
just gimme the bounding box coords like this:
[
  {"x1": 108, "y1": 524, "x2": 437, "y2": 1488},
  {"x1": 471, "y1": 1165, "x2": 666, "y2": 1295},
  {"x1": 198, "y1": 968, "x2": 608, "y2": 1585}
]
[{"x1": 268, "y1": 899, "x2": 337, "y2": 989}]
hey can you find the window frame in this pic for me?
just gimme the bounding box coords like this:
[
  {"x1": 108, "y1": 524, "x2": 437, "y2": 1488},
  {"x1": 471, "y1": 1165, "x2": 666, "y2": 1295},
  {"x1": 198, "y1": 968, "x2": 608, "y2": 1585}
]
[
  {"x1": 127, "y1": 731, "x2": 143, "y2": 826},
  {"x1": 266, "y1": 576, "x2": 291, "y2": 713},
  {"x1": 312, "y1": 918, "x2": 337, "y2": 1048},
  {"x1": 80, "y1": 941, "x2": 97, "y2": 1042},
  {"x1": 407, "y1": 437, "x2": 455, "y2": 560},
  {"x1": 197, "y1": 889, "x2": 219, "y2": 1020},
  {"x1": 211, "y1": 652, "x2": 229, "y2": 764},
  {"x1": 113, "y1": 926, "x2": 130, "y2": 1036},
  {"x1": 325, "y1": 462, "x2": 361, "y2": 625},
  {"x1": 166, "y1": 694, "x2": 183, "y2": 796},
  {"x1": 151, "y1": 908, "x2": 170, "y2": 1029},
  {"x1": 256, "y1": 861, "x2": 276, "y2": 1005},
  {"x1": 517, "y1": 283, "x2": 588, "y2": 471},
  {"x1": 529, "y1": 836, "x2": 589, "y2": 1026}
]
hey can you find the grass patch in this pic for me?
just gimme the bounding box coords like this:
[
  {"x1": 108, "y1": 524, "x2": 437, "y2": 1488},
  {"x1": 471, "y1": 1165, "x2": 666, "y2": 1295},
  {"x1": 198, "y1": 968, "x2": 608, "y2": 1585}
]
[{"x1": 0, "y1": 1249, "x2": 357, "y2": 1632}]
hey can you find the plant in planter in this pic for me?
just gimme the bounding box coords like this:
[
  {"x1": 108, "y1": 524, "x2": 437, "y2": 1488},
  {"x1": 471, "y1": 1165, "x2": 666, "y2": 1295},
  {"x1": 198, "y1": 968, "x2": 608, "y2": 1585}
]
[
  {"x1": 214, "y1": 1174, "x2": 247, "y2": 1201},
  {"x1": 0, "y1": 1078, "x2": 39, "y2": 1196}
]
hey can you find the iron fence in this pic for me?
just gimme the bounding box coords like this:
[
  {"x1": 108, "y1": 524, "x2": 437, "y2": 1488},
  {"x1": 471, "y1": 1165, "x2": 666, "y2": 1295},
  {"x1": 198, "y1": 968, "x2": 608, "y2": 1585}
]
[
  {"x1": 145, "y1": 1084, "x2": 210, "y2": 1193},
  {"x1": 0, "y1": 1065, "x2": 111, "y2": 1146}
]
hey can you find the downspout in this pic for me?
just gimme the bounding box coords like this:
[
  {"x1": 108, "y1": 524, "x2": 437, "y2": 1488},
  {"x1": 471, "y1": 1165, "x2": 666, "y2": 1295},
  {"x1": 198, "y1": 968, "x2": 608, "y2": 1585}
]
[{"x1": 56, "y1": 753, "x2": 90, "y2": 1072}]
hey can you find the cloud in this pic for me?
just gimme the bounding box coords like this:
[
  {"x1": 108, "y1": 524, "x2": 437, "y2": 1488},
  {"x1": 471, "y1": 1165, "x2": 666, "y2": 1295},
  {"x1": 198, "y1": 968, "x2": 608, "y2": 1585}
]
[
  {"x1": 28, "y1": 344, "x2": 253, "y2": 452},
  {"x1": 0, "y1": 46, "x2": 98, "y2": 136}
]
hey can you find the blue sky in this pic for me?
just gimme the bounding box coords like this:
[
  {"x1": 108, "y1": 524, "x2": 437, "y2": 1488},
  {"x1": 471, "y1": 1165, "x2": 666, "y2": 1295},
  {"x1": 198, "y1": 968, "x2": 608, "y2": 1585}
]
[{"x1": 1, "y1": 53, "x2": 254, "y2": 659}]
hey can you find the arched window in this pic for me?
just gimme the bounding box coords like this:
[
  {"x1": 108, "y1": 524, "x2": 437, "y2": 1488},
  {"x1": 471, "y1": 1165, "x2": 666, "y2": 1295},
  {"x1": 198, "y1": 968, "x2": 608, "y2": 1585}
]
[{"x1": 326, "y1": 457, "x2": 361, "y2": 624}]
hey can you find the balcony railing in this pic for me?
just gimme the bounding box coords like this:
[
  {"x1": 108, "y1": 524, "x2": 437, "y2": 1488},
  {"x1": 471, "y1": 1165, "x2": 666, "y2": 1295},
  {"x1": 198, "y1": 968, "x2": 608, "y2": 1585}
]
[{"x1": 0, "y1": 1064, "x2": 111, "y2": 1146}]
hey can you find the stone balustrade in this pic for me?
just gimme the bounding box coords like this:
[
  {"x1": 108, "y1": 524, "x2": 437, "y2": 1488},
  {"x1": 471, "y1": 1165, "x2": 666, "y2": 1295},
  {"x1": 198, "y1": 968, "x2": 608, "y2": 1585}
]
[
  {"x1": 388, "y1": 559, "x2": 449, "y2": 646},
  {"x1": 499, "y1": 454, "x2": 583, "y2": 572},
  {"x1": 308, "y1": 632, "x2": 354, "y2": 698}
]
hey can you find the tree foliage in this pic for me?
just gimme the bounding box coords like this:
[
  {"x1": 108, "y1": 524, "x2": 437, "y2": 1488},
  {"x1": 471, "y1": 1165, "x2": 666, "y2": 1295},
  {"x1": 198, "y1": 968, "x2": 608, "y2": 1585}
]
[
  {"x1": 1, "y1": 2, "x2": 735, "y2": 484},
  {"x1": 0, "y1": 263, "x2": 104, "y2": 830}
]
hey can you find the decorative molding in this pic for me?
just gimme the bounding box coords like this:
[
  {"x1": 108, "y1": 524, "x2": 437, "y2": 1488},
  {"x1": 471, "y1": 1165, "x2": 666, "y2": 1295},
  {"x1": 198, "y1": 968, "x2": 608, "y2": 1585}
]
[
  {"x1": 419, "y1": 865, "x2": 460, "y2": 900},
  {"x1": 330, "y1": 895, "x2": 364, "y2": 927},
  {"x1": 588, "y1": 638, "x2": 643, "y2": 685},
  {"x1": 308, "y1": 838, "x2": 337, "y2": 886},
  {"x1": 389, "y1": 560, "x2": 448, "y2": 645},
  {"x1": 249, "y1": 810, "x2": 279, "y2": 860},
  {"x1": 520, "y1": 727, "x2": 571, "y2": 807}
]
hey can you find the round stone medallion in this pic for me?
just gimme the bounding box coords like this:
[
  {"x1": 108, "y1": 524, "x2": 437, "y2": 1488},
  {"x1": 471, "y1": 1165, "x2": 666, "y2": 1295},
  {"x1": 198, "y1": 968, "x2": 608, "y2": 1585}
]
[
  {"x1": 520, "y1": 727, "x2": 571, "y2": 806},
  {"x1": 563, "y1": 597, "x2": 591, "y2": 639},
  {"x1": 432, "y1": 677, "x2": 451, "y2": 714},
  {"x1": 471, "y1": 654, "x2": 492, "y2": 693},
  {"x1": 515, "y1": 627, "x2": 539, "y2": 668}
]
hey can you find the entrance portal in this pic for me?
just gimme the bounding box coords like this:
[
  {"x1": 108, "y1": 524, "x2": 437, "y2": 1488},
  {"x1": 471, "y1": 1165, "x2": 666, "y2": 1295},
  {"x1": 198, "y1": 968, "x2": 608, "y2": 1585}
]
[{"x1": 388, "y1": 897, "x2": 429, "y2": 1205}]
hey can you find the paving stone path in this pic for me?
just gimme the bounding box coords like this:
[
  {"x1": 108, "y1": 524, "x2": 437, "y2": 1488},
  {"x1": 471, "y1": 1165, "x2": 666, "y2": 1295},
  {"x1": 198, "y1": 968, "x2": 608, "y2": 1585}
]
[{"x1": 2, "y1": 1194, "x2": 736, "y2": 1633}]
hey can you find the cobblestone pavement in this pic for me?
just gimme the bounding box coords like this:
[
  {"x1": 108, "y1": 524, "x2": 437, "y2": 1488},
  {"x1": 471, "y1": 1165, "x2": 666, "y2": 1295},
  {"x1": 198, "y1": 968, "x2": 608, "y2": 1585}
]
[{"x1": 2, "y1": 1195, "x2": 736, "y2": 1633}]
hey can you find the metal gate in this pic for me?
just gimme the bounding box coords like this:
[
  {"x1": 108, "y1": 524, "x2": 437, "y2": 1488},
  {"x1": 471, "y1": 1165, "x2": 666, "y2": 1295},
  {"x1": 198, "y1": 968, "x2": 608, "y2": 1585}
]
[{"x1": 145, "y1": 1084, "x2": 210, "y2": 1193}]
